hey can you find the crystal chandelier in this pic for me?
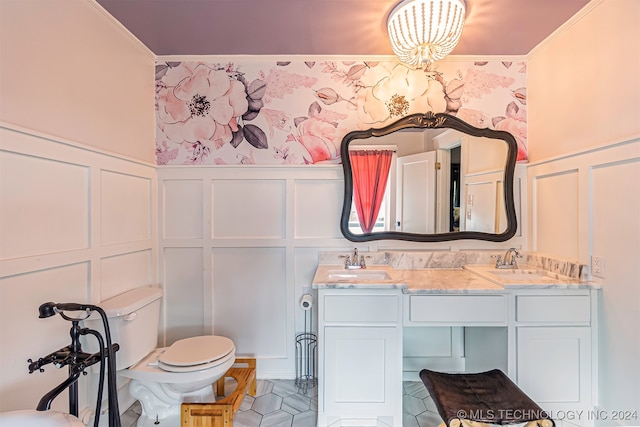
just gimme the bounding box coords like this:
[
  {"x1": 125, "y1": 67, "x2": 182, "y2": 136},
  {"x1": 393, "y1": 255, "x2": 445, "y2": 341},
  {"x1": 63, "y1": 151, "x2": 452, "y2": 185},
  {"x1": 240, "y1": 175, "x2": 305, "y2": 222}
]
[{"x1": 387, "y1": 0, "x2": 466, "y2": 68}]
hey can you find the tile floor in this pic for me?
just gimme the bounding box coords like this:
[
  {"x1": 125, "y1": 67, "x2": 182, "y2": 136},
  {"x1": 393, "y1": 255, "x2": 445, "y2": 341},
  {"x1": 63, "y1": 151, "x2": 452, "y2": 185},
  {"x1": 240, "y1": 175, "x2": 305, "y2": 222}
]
[{"x1": 120, "y1": 379, "x2": 444, "y2": 427}]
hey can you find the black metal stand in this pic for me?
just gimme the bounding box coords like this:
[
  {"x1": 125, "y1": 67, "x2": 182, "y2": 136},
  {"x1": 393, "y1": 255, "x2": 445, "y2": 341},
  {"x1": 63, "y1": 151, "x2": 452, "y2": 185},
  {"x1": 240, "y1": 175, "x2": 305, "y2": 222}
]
[{"x1": 295, "y1": 298, "x2": 317, "y2": 394}]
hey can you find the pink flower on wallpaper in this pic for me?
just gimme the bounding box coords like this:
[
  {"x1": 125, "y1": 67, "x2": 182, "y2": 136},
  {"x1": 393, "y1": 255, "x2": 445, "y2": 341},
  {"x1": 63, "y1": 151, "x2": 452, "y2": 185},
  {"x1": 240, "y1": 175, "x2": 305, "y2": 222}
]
[
  {"x1": 157, "y1": 64, "x2": 249, "y2": 149},
  {"x1": 289, "y1": 117, "x2": 341, "y2": 164},
  {"x1": 495, "y1": 117, "x2": 528, "y2": 161},
  {"x1": 156, "y1": 141, "x2": 179, "y2": 165},
  {"x1": 262, "y1": 68, "x2": 317, "y2": 103},
  {"x1": 356, "y1": 64, "x2": 446, "y2": 127},
  {"x1": 260, "y1": 108, "x2": 291, "y2": 137},
  {"x1": 455, "y1": 108, "x2": 491, "y2": 128},
  {"x1": 321, "y1": 61, "x2": 375, "y2": 87},
  {"x1": 494, "y1": 101, "x2": 528, "y2": 161},
  {"x1": 462, "y1": 68, "x2": 515, "y2": 100}
]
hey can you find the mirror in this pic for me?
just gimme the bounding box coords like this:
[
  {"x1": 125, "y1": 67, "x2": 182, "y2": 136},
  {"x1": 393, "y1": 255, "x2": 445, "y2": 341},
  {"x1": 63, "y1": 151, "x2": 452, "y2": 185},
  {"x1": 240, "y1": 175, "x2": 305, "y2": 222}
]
[{"x1": 340, "y1": 112, "x2": 518, "y2": 242}]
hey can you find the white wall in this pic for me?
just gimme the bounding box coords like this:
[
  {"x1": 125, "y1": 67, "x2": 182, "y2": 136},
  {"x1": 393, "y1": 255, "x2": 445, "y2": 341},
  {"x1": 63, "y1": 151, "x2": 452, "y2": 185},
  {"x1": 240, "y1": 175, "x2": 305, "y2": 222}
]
[
  {"x1": 527, "y1": 0, "x2": 640, "y2": 421},
  {"x1": 158, "y1": 165, "x2": 526, "y2": 378},
  {"x1": 0, "y1": 0, "x2": 156, "y2": 418},
  {"x1": 527, "y1": 0, "x2": 640, "y2": 163},
  {"x1": 158, "y1": 166, "x2": 345, "y2": 378},
  {"x1": 0, "y1": 0, "x2": 156, "y2": 163}
]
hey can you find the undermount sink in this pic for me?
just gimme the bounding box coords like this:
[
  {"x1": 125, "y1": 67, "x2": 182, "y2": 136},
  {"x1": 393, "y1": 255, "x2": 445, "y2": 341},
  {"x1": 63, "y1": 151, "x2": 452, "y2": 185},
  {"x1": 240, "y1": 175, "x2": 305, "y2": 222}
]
[
  {"x1": 327, "y1": 269, "x2": 392, "y2": 281},
  {"x1": 488, "y1": 269, "x2": 548, "y2": 280}
]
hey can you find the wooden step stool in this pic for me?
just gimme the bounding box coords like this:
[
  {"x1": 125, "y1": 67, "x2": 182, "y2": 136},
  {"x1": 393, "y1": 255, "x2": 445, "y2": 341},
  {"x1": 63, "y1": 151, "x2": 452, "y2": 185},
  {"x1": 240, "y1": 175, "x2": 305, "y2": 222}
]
[
  {"x1": 420, "y1": 369, "x2": 555, "y2": 427},
  {"x1": 181, "y1": 357, "x2": 256, "y2": 427}
]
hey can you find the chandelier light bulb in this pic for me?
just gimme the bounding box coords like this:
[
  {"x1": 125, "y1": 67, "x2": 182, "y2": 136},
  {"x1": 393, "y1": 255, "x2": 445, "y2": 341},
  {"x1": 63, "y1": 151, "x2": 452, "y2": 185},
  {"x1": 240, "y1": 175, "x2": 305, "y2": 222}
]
[{"x1": 387, "y1": 0, "x2": 466, "y2": 68}]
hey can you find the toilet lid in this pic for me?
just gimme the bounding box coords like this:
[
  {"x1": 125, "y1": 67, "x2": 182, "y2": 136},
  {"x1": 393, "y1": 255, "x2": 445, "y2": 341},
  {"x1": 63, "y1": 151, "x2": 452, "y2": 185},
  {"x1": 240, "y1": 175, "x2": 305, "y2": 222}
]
[{"x1": 158, "y1": 336, "x2": 235, "y2": 371}]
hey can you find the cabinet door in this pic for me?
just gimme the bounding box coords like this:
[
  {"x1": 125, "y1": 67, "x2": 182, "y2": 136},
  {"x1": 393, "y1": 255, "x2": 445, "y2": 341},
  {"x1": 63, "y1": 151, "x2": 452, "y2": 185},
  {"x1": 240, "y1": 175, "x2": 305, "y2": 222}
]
[
  {"x1": 517, "y1": 327, "x2": 591, "y2": 406},
  {"x1": 323, "y1": 326, "x2": 402, "y2": 418}
]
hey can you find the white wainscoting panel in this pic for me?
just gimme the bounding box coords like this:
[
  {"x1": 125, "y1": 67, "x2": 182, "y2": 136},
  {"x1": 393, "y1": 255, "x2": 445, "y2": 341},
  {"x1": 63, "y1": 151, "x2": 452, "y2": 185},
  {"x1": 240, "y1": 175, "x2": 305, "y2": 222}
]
[
  {"x1": 212, "y1": 179, "x2": 286, "y2": 239},
  {"x1": 212, "y1": 247, "x2": 287, "y2": 357},
  {"x1": 464, "y1": 180, "x2": 497, "y2": 233},
  {"x1": 158, "y1": 166, "x2": 346, "y2": 377},
  {"x1": 162, "y1": 179, "x2": 203, "y2": 239},
  {"x1": 158, "y1": 164, "x2": 529, "y2": 378},
  {"x1": 293, "y1": 247, "x2": 336, "y2": 336},
  {"x1": 0, "y1": 124, "x2": 157, "y2": 414},
  {"x1": 527, "y1": 138, "x2": 640, "y2": 414},
  {"x1": 100, "y1": 250, "x2": 153, "y2": 300},
  {"x1": 590, "y1": 156, "x2": 640, "y2": 413},
  {"x1": 294, "y1": 179, "x2": 343, "y2": 239},
  {"x1": 101, "y1": 170, "x2": 152, "y2": 246},
  {"x1": 532, "y1": 170, "x2": 579, "y2": 258},
  {"x1": 163, "y1": 247, "x2": 205, "y2": 344},
  {"x1": 0, "y1": 151, "x2": 89, "y2": 260},
  {"x1": 0, "y1": 263, "x2": 90, "y2": 412}
]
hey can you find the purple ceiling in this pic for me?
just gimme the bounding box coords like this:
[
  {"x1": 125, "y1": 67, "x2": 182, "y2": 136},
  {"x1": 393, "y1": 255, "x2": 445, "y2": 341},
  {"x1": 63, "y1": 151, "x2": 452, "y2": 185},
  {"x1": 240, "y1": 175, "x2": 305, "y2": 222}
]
[{"x1": 96, "y1": 0, "x2": 591, "y2": 57}]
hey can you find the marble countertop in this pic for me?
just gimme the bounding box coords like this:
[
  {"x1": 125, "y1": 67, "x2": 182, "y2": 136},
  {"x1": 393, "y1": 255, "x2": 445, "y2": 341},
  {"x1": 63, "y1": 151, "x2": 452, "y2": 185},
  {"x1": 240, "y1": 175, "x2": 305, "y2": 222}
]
[
  {"x1": 312, "y1": 263, "x2": 599, "y2": 293},
  {"x1": 462, "y1": 264, "x2": 599, "y2": 289}
]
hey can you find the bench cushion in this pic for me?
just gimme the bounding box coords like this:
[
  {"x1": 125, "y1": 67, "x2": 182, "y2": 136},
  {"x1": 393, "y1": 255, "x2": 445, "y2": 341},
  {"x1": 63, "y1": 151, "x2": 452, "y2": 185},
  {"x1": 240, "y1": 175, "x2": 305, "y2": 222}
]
[{"x1": 419, "y1": 369, "x2": 554, "y2": 426}]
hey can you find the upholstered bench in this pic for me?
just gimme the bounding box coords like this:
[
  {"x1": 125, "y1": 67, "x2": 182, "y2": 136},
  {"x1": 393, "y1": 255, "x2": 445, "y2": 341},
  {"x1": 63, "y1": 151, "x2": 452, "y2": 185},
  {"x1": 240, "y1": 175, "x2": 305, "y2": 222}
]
[{"x1": 420, "y1": 369, "x2": 555, "y2": 427}]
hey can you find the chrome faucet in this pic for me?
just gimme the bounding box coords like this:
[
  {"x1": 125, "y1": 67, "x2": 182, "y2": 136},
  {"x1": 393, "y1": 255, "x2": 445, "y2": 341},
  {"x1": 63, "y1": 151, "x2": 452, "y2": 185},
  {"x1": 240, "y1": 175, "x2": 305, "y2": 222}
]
[
  {"x1": 341, "y1": 248, "x2": 367, "y2": 269},
  {"x1": 494, "y1": 248, "x2": 522, "y2": 269}
]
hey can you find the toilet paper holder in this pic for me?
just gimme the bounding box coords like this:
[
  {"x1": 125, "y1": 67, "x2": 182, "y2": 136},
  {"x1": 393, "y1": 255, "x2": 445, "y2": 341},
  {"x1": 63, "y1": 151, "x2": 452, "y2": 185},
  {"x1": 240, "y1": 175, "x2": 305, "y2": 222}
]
[
  {"x1": 300, "y1": 293, "x2": 313, "y2": 310},
  {"x1": 295, "y1": 293, "x2": 317, "y2": 394}
]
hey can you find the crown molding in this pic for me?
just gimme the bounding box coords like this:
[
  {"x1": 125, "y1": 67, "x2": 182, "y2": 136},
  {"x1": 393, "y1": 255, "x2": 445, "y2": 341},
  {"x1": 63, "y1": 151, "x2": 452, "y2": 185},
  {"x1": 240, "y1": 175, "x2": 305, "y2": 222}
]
[
  {"x1": 85, "y1": 0, "x2": 155, "y2": 60},
  {"x1": 155, "y1": 54, "x2": 526, "y2": 63},
  {"x1": 527, "y1": 0, "x2": 605, "y2": 60}
]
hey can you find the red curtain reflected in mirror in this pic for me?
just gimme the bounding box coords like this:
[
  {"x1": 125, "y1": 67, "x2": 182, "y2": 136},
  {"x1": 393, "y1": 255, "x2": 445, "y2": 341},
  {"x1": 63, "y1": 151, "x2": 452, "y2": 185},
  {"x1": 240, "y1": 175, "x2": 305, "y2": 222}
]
[{"x1": 349, "y1": 150, "x2": 393, "y2": 233}]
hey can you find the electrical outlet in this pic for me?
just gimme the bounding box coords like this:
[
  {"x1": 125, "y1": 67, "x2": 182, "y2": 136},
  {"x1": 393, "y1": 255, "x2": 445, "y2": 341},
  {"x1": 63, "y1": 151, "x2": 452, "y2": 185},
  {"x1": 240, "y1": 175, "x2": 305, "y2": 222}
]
[{"x1": 592, "y1": 256, "x2": 605, "y2": 278}]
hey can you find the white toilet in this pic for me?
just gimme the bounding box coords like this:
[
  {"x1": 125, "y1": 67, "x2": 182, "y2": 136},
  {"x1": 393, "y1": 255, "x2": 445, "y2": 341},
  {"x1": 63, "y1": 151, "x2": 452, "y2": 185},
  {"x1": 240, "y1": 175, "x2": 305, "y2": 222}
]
[{"x1": 84, "y1": 287, "x2": 235, "y2": 426}]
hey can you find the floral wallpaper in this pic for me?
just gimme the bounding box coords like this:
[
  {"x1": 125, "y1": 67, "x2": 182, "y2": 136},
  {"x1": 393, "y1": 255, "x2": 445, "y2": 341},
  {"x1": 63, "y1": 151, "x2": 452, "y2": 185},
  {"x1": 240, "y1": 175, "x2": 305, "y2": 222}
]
[{"x1": 155, "y1": 59, "x2": 527, "y2": 165}]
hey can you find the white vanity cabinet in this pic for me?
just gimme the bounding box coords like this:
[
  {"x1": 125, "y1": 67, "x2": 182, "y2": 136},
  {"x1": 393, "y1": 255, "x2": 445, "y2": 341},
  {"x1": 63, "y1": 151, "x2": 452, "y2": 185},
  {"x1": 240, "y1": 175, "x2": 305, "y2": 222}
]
[
  {"x1": 318, "y1": 288, "x2": 404, "y2": 427},
  {"x1": 513, "y1": 290, "x2": 598, "y2": 417},
  {"x1": 313, "y1": 262, "x2": 600, "y2": 427}
]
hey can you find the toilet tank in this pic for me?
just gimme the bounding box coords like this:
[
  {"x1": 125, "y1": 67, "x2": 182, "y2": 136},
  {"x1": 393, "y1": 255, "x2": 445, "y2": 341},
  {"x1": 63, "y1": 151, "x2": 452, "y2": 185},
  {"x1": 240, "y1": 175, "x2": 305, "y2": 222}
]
[{"x1": 83, "y1": 287, "x2": 162, "y2": 371}]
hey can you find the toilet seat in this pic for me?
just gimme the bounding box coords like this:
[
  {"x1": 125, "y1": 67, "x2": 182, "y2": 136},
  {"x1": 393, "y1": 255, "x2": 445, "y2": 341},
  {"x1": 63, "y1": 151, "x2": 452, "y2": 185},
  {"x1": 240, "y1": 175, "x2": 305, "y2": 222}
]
[{"x1": 158, "y1": 336, "x2": 235, "y2": 373}]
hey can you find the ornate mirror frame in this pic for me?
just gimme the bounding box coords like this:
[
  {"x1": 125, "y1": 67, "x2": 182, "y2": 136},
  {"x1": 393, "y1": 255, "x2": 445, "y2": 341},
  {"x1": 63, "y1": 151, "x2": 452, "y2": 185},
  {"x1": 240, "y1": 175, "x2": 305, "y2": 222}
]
[{"x1": 340, "y1": 112, "x2": 518, "y2": 242}]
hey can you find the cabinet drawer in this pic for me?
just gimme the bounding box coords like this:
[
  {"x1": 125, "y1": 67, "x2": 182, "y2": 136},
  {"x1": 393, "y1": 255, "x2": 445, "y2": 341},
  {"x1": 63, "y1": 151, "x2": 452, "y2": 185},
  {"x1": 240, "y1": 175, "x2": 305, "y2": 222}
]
[
  {"x1": 324, "y1": 295, "x2": 399, "y2": 323},
  {"x1": 516, "y1": 295, "x2": 590, "y2": 323},
  {"x1": 409, "y1": 295, "x2": 507, "y2": 324}
]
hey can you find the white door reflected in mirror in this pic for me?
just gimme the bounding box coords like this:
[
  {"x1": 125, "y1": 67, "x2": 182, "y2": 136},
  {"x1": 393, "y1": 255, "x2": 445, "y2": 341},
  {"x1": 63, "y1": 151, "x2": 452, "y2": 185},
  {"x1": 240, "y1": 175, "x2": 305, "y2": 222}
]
[{"x1": 396, "y1": 151, "x2": 436, "y2": 233}]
